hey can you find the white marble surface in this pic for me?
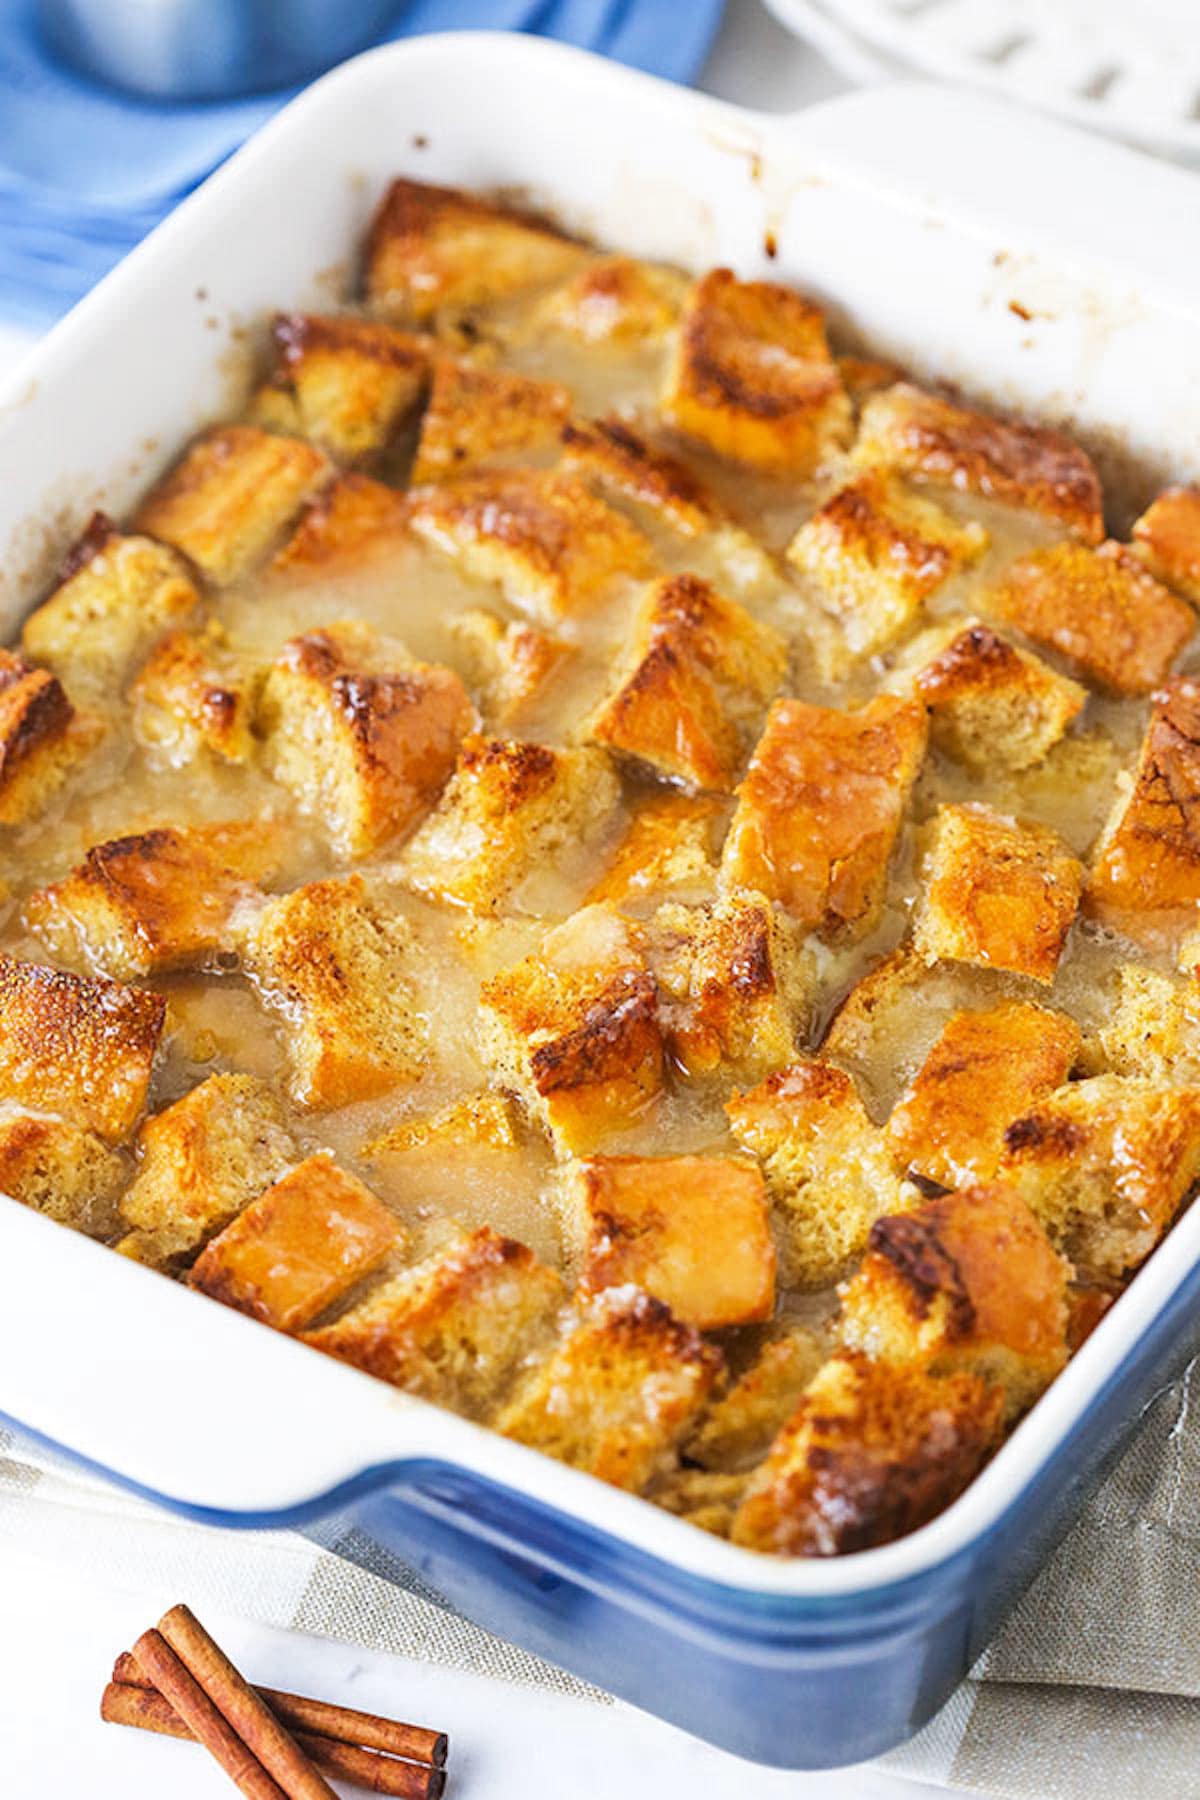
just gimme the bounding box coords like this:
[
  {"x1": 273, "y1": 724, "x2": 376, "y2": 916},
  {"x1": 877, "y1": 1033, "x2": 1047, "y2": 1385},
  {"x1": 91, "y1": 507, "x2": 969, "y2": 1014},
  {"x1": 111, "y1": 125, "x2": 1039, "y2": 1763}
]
[{"x1": 0, "y1": 8, "x2": 954, "y2": 1796}]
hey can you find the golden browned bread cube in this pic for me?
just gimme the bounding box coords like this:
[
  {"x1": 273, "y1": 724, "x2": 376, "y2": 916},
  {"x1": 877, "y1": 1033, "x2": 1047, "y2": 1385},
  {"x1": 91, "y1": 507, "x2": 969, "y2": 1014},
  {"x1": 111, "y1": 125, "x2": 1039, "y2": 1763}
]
[
  {"x1": 1089, "y1": 962, "x2": 1200, "y2": 1083},
  {"x1": 446, "y1": 608, "x2": 569, "y2": 730},
  {"x1": 535, "y1": 255, "x2": 687, "y2": 344},
  {"x1": 585, "y1": 573, "x2": 787, "y2": 793},
  {"x1": 408, "y1": 470, "x2": 652, "y2": 623},
  {"x1": 259, "y1": 312, "x2": 429, "y2": 462},
  {"x1": 1086, "y1": 678, "x2": 1200, "y2": 940},
  {"x1": 411, "y1": 360, "x2": 571, "y2": 485},
  {"x1": 914, "y1": 804, "x2": 1083, "y2": 985},
  {"x1": 999, "y1": 1073, "x2": 1200, "y2": 1280},
  {"x1": 564, "y1": 1153, "x2": 775, "y2": 1330},
  {"x1": 304, "y1": 1225, "x2": 564, "y2": 1417},
  {"x1": 1131, "y1": 485, "x2": 1200, "y2": 605},
  {"x1": 587, "y1": 792, "x2": 720, "y2": 908},
  {"x1": 269, "y1": 473, "x2": 412, "y2": 578},
  {"x1": 0, "y1": 1105, "x2": 126, "y2": 1237},
  {"x1": 130, "y1": 623, "x2": 258, "y2": 765},
  {"x1": 238, "y1": 875, "x2": 427, "y2": 1110},
  {"x1": 720, "y1": 695, "x2": 927, "y2": 938},
  {"x1": 649, "y1": 1468, "x2": 746, "y2": 1537},
  {"x1": 497, "y1": 1287, "x2": 722, "y2": 1491},
  {"x1": 365, "y1": 177, "x2": 584, "y2": 324},
  {"x1": 662, "y1": 269, "x2": 851, "y2": 476},
  {"x1": 0, "y1": 648, "x2": 95, "y2": 824},
  {"x1": 884, "y1": 1001, "x2": 1081, "y2": 1188},
  {"x1": 26, "y1": 820, "x2": 279, "y2": 981},
  {"x1": 362, "y1": 1090, "x2": 520, "y2": 1159},
  {"x1": 888, "y1": 617, "x2": 1086, "y2": 771},
  {"x1": 135, "y1": 425, "x2": 328, "y2": 584},
  {"x1": 726, "y1": 1060, "x2": 911, "y2": 1285},
  {"x1": 646, "y1": 890, "x2": 811, "y2": 1082},
  {"x1": 839, "y1": 1184, "x2": 1072, "y2": 1415},
  {"x1": 988, "y1": 540, "x2": 1193, "y2": 697},
  {"x1": 22, "y1": 513, "x2": 200, "y2": 687},
  {"x1": 479, "y1": 904, "x2": 665, "y2": 1155},
  {"x1": 399, "y1": 736, "x2": 620, "y2": 912},
  {"x1": 730, "y1": 1352, "x2": 1004, "y2": 1555},
  {"x1": 685, "y1": 1328, "x2": 827, "y2": 1473},
  {"x1": 787, "y1": 470, "x2": 987, "y2": 661},
  {"x1": 0, "y1": 954, "x2": 164, "y2": 1142},
  {"x1": 854, "y1": 382, "x2": 1104, "y2": 543},
  {"x1": 258, "y1": 620, "x2": 474, "y2": 859},
  {"x1": 190, "y1": 1153, "x2": 400, "y2": 1332},
  {"x1": 116, "y1": 1072, "x2": 294, "y2": 1266}
]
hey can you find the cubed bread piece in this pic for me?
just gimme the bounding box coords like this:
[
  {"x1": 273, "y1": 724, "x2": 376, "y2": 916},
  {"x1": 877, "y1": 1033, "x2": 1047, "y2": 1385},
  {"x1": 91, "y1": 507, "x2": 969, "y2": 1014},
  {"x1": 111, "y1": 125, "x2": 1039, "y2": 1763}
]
[
  {"x1": 787, "y1": 470, "x2": 987, "y2": 661},
  {"x1": 130, "y1": 623, "x2": 258, "y2": 765},
  {"x1": 1090, "y1": 962, "x2": 1200, "y2": 1083},
  {"x1": 497, "y1": 1287, "x2": 722, "y2": 1491},
  {"x1": 26, "y1": 820, "x2": 279, "y2": 981},
  {"x1": 726, "y1": 1061, "x2": 911, "y2": 1285},
  {"x1": 269, "y1": 473, "x2": 412, "y2": 578},
  {"x1": 839, "y1": 1184, "x2": 1071, "y2": 1415},
  {"x1": 646, "y1": 890, "x2": 811, "y2": 1082},
  {"x1": 585, "y1": 573, "x2": 787, "y2": 792},
  {"x1": 988, "y1": 540, "x2": 1193, "y2": 697},
  {"x1": 535, "y1": 256, "x2": 688, "y2": 344},
  {"x1": 258, "y1": 620, "x2": 474, "y2": 859},
  {"x1": 837, "y1": 354, "x2": 904, "y2": 407},
  {"x1": 408, "y1": 470, "x2": 652, "y2": 623},
  {"x1": 365, "y1": 177, "x2": 584, "y2": 324},
  {"x1": 914, "y1": 804, "x2": 1083, "y2": 985},
  {"x1": 190, "y1": 1154, "x2": 400, "y2": 1332},
  {"x1": 649, "y1": 1468, "x2": 746, "y2": 1538},
  {"x1": 721, "y1": 695, "x2": 927, "y2": 938},
  {"x1": 260, "y1": 312, "x2": 429, "y2": 462},
  {"x1": 853, "y1": 382, "x2": 1104, "y2": 543},
  {"x1": 363, "y1": 1090, "x2": 521, "y2": 1159},
  {"x1": 0, "y1": 954, "x2": 164, "y2": 1141},
  {"x1": 411, "y1": 360, "x2": 570, "y2": 485},
  {"x1": 22, "y1": 513, "x2": 200, "y2": 687},
  {"x1": 135, "y1": 426, "x2": 328, "y2": 583},
  {"x1": 662, "y1": 269, "x2": 851, "y2": 476},
  {"x1": 587, "y1": 792, "x2": 720, "y2": 908},
  {"x1": 685, "y1": 1328, "x2": 828, "y2": 1473},
  {"x1": 304, "y1": 1225, "x2": 564, "y2": 1417},
  {"x1": 884, "y1": 1001, "x2": 1081, "y2": 1188},
  {"x1": 564, "y1": 1153, "x2": 775, "y2": 1330},
  {"x1": 116, "y1": 1072, "x2": 294, "y2": 1266},
  {"x1": 399, "y1": 736, "x2": 620, "y2": 912},
  {"x1": 0, "y1": 1105, "x2": 126, "y2": 1237},
  {"x1": 478, "y1": 904, "x2": 665, "y2": 1155},
  {"x1": 999, "y1": 1073, "x2": 1200, "y2": 1280},
  {"x1": 446, "y1": 608, "x2": 568, "y2": 729},
  {"x1": 1086, "y1": 678, "x2": 1200, "y2": 939},
  {"x1": 888, "y1": 617, "x2": 1086, "y2": 771},
  {"x1": 239, "y1": 875, "x2": 427, "y2": 1109},
  {"x1": 1131, "y1": 485, "x2": 1200, "y2": 605},
  {"x1": 0, "y1": 648, "x2": 95, "y2": 823},
  {"x1": 730, "y1": 1352, "x2": 1005, "y2": 1556}
]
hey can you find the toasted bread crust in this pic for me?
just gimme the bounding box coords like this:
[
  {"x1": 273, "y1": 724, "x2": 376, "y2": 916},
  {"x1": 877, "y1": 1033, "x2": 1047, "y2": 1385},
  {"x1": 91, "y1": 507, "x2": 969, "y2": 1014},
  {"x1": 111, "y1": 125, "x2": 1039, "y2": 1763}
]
[
  {"x1": 988, "y1": 540, "x2": 1193, "y2": 697},
  {"x1": 411, "y1": 360, "x2": 570, "y2": 485},
  {"x1": 270, "y1": 473, "x2": 412, "y2": 577},
  {"x1": 131, "y1": 624, "x2": 257, "y2": 765},
  {"x1": 446, "y1": 608, "x2": 568, "y2": 729},
  {"x1": 854, "y1": 382, "x2": 1104, "y2": 541},
  {"x1": 721, "y1": 695, "x2": 927, "y2": 938},
  {"x1": 1131, "y1": 485, "x2": 1200, "y2": 605},
  {"x1": 536, "y1": 255, "x2": 687, "y2": 344},
  {"x1": 1086, "y1": 677, "x2": 1200, "y2": 938},
  {"x1": 587, "y1": 792, "x2": 720, "y2": 908},
  {"x1": 260, "y1": 312, "x2": 429, "y2": 461},
  {"x1": 0, "y1": 1107, "x2": 126, "y2": 1237}
]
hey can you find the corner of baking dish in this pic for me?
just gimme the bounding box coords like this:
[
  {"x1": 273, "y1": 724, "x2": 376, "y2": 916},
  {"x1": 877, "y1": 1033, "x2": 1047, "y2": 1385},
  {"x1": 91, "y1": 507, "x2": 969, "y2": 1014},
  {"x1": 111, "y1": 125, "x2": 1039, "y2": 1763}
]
[{"x1": 2, "y1": 31, "x2": 1200, "y2": 1605}]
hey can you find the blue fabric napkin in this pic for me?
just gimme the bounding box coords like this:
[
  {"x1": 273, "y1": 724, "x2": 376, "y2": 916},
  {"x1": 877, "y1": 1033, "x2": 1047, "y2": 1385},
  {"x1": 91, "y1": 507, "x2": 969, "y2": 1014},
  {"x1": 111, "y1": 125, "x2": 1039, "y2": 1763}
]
[{"x1": 0, "y1": 0, "x2": 726, "y2": 326}]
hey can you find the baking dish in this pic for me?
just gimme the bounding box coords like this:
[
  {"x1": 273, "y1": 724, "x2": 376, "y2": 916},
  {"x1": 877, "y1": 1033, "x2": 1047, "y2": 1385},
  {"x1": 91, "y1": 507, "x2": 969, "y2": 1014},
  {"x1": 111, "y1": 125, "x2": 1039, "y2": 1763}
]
[{"x1": 2, "y1": 33, "x2": 1200, "y2": 1769}]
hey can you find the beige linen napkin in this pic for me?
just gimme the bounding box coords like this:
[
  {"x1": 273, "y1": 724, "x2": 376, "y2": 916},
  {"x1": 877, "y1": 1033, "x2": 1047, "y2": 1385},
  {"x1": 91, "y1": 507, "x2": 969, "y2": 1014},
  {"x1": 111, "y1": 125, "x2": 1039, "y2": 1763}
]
[{"x1": 3, "y1": 1357, "x2": 1198, "y2": 1797}]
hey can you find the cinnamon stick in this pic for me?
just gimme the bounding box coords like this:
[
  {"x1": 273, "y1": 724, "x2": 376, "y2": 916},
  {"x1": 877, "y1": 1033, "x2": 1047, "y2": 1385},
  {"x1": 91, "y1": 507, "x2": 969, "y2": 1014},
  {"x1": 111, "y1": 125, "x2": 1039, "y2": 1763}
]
[
  {"x1": 102, "y1": 1683, "x2": 445, "y2": 1800},
  {"x1": 129, "y1": 1631, "x2": 287, "y2": 1800},
  {"x1": 113, "y1": 1650, "x2": 448, "y2": 1768},
  {"x1": 157, "y1": 1604, "x2": 337, "y2": 1800}
]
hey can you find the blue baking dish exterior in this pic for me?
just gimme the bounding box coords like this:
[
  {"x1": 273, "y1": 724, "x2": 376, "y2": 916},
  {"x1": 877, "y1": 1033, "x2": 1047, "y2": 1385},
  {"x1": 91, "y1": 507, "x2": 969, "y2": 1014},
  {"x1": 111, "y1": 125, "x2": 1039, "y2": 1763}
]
[{"x1": 6, "y1": 1247, "x2": 1197, "y2": 1770}]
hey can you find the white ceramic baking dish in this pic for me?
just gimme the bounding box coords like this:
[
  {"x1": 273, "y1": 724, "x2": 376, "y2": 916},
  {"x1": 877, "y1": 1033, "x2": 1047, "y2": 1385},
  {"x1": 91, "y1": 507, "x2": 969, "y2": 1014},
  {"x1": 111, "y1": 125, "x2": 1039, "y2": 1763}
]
[{"x1": 1, "y1": 34, "x2": 1199, "y2": 1768}]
